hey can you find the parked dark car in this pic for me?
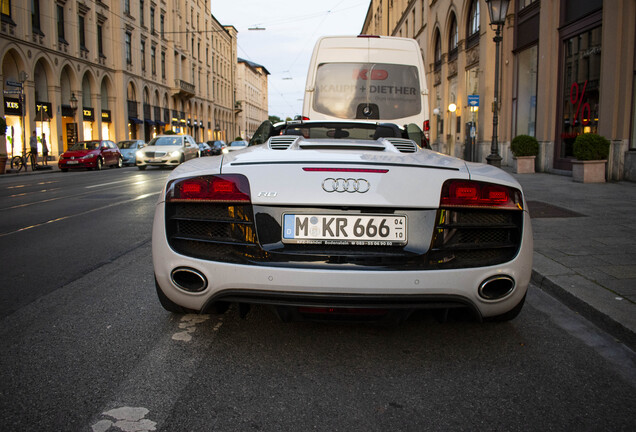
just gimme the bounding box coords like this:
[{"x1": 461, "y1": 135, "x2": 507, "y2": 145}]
[
  {"x1": 207, "y1": 140, "x2": 227, "y2": 155},
  {"x1": 58, "y1": 140, "x2": 123, "y2": 172},
  {"x1": 198, "y1": 142, "x2": 213, "y2": 156}
]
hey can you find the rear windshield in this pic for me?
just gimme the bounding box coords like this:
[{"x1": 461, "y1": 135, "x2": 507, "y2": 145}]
[
  {"x1": 282, "y1": 123, "x2": 393, "y2": 140},
  {"x1": 313, "y1": 63, "x2": 421, "y2": 120}
]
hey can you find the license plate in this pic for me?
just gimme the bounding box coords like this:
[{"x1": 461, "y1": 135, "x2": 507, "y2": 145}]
[
  {"x1": 282, "y1": 214, "x2": 407, "y2": 246},
  {"x1": 67, "y1": 161, "x2": 78, "y2": 164}
]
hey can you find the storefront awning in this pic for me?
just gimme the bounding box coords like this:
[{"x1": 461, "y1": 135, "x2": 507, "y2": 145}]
[
  {"x1": 129, "y1": 117, "x2": 143, "y2": 124},
  {"x1": 144, "y1": 119, "x2": 156, "y2": 125}
]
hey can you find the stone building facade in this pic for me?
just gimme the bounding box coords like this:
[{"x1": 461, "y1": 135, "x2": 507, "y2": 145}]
[
  {"x1": 236, "y1": 58, "x2": 269, "y2": 141},
  {"x1": 362, "y1": 0, "x2": 636, "y2": 180},
  {"x1": 0, "y1": 0, "x2": 253, "y2": 158}
]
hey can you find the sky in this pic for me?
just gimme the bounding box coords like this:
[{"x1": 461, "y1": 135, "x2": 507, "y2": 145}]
[{"x1": 211, "y1": 1, "x2": 371, "y2": 120}]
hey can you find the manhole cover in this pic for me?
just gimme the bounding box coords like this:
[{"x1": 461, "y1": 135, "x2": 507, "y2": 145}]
[{"x1": 526, "y1": 200, "x2": 585, "y2": 219}]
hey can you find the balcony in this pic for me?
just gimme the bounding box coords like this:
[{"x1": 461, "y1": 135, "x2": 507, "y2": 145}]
[{"x1": 172, "y1": 79, "x2": 195, "y2": 99}]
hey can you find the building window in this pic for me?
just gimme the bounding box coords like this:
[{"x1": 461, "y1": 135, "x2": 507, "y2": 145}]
[
  {"x1": 467, "y1": 0, "x2": 480, "y2": 48},
  {"x1": 151, "y1": 46, "x2": 156, "y2": 75},
  {"x1": 515, "y1": 45, "x2": 538, "y2": 136},
  {"x1": 140, "y1": 0, "x2": 144, "y2": 27},
  {"x1": 57, "y1": 4, "x2": 66, "y2": 43},
  {"x1": 124, "y1": 0, "x2": 130, "y2": 15},
  {"x1": 161, "y1": 51, "x2": 166, "y2": 78},
  {"x1": 141, "y1": 40, "x2": 146, "y2": 71},
  {"x1": 31, "y1": 0, "x2": 42, "y2": 34},
  {"x1": 519, "y1": 0, "x2": 538, "y2": 10},
  {"x1": 79, "y1": 15, "x2": 86, "y2": 50},
  {"x1": 559, "y1": 26, "x2": 602, "y2": 159},
  {"x1": 160, "y1": 14, "x2": 164, "y2": 38},
  {"x1": 125, "y1": 32, "x2": 132, "y2": 65},
  {"x1": 150, "y1": 6, "x2": 155, "y2": 33},
  {"x1": 97, "y1": 23, "x2": 104, "y2": 57},
  {"x1": 448, "y1": 14, "x2": 458, "y2": 61},
  {"x1": 434, "y1": 30, "x2": 442, "y2": 71},
  {"x1": 1, "y1": 0, "x2": 11, "y2": 22}
]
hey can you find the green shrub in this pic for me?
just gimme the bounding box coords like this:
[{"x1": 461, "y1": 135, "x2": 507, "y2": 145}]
[
  {"x1": 573, "y1": 133, "x2": 610, "y2": 161},
  {"x1": 510, "y1": 134, "x2": 539, "y2": 157}
]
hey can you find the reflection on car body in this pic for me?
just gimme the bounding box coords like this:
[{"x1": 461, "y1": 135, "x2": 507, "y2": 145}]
[{"x1": 152, "y1": 120, "x2": 532, "y2": 324}]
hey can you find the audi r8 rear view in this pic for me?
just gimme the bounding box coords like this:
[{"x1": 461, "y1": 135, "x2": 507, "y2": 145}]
[{"x1": 152, "y1": 120, "x2": 533, "y2": 323}]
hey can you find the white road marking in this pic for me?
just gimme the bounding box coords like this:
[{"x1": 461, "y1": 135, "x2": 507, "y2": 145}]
[
  {"x1": 0, "y1": 192, "x2": 159, "y2": 237},
  {"x1": 91, "y1": 406, "x2": 157, "y2": 432},
  {"x1": 172, "y1": 314, "x2": 212, "y2": 342}
]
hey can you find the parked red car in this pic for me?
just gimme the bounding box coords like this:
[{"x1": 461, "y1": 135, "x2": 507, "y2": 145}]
[{"x1": 58, "y1": 140, "x2": 123, "y2": 172}]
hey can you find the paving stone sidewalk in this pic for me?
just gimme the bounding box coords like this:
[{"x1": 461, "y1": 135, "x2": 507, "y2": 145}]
[{"x1": 510, "y1": 170, "x2": 636, "y2": 350}]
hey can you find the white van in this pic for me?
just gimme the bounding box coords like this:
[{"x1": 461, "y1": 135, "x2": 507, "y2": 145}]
[{"x1": 303, "y1": 35, "x2": 430, "y2": 138}]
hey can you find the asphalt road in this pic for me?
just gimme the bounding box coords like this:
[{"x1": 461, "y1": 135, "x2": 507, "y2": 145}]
[{"x1": 0, "y1": 167, "x2": 634, "y2": 431}]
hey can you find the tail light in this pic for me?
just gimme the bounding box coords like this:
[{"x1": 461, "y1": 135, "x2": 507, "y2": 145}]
[
  {"x1": 166, "y1": 175, "x2": 251, "y2": 203},
  {"x1": 440, "y1": 179, "x2": 523, "y2": 210},
  {"x1": 423, "y1": 120, "x2": 430, "y2": 145}
]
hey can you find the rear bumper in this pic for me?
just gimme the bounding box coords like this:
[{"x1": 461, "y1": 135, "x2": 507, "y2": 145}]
[{"x1": 152, "y1": 201, "x2": 533, "y2": 318}]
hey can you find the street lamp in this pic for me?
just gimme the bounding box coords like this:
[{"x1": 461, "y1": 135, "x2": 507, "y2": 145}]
[
  {"x1": 69, "y1": 93, "x2": 78, "y2": 111},
  {"x1": 485, "y1": 0, "x2": 510, "y2": 167}
]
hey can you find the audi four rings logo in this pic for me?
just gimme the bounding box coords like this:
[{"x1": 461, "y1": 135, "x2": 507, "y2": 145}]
[{"x1": 322, "y1": 178, "x2": 370, "y2": 193}]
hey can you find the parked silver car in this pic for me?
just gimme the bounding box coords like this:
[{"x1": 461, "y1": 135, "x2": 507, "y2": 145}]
[{"x1": 136, "y1": 134, "x2": 199, "y2": 170}]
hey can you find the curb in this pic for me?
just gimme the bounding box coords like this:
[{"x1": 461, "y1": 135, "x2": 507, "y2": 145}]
[{"x1": 532, "y1": 270, "x2": 636, "y2": 351}]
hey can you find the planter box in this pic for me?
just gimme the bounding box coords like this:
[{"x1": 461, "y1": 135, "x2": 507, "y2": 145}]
[
  {"x1": 572, "y1": 159, "x2": 607, "y2": 183},
  {"x1": 513, "y1": 156, "x2": 536, "y2": 174}
]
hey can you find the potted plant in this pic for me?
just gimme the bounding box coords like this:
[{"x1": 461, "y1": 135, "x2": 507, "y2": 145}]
[
  {"x1": 0, "y1": 117, "x2": 7, "y2": 175},
  {"x1": 572, "y1": 133, "x2": 610, "y2": 183},
  {"x1": 510, "y1": 134, "x2": 539, "y2": 174}
]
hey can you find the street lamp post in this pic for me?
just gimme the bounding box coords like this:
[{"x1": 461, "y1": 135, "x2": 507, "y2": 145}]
[
  {"x1": 485, "y1": 0, "x2": 510, "y2": 167},
  {"x1": 69, "y1": 93, "x2": 78, "y2": 146}
]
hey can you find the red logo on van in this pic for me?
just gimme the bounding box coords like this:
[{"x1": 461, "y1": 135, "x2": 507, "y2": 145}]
[{"x1": 354, "y1": 69, "x2": 389, "y2": 80}]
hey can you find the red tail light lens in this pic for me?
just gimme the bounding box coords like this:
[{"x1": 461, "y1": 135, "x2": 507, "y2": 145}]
[
  {"x1": 440, "y1": 180, "x2": 523, "y2": 209},
  {"x1": 423, "y1": 120, "x2": 430, "y2": 131},
  {"x1": 166, "y1": 175, "x2": 251, "y2": 203}
]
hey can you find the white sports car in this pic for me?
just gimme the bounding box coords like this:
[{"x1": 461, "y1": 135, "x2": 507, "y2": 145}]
[{"x1": 152, "y1": 120, "x2": 533, "y2": 322}]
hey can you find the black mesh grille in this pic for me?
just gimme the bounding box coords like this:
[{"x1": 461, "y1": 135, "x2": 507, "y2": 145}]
[
  {"x1": 428, "y1": 209, "x2": 522, "y2": 268},
  {"x1": 166, "y1": 202, "x2": 524, "y2": 270}
]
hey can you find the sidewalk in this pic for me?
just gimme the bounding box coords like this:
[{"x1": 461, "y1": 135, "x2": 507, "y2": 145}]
[
  {"x1": 508, "y1": 169, "x2": 636, "y2": 350},
  {"x1": 2, "y1": 160, "x2": 635, "y2": 348},
  {"x1": 2, "y1": 157, "x2": 58, "y2": 175}
]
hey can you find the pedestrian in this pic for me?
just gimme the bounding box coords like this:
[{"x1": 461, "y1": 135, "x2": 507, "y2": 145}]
[
  {"x1": 41, "y1": 133, "x2": 48, "y2": 165},
  {"x1": 29, "y1": 130, "x2": 38, "y2": 165}
]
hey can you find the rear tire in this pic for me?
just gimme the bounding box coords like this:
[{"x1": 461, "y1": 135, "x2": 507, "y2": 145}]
[
  {"x1": 10, "y1": 156, "x2": 22, "y2": 171},
  {"x1": 155, "y1": 277, "x2": 196, "y2": 314},
  {"x1": 115, "y1": 157, "x2": 123, "y2": 168},
  {"x1": 138, "y1": 165, "x2": 146, "y2": 170}
]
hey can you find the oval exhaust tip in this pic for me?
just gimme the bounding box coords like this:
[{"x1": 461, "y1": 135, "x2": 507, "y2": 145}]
[
  {"x1": 479, "y1": 276, "x2": 515, "y2": 301},
  {"x1": 171, "y1": 268, "x2": 207, "y2": 293}
]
